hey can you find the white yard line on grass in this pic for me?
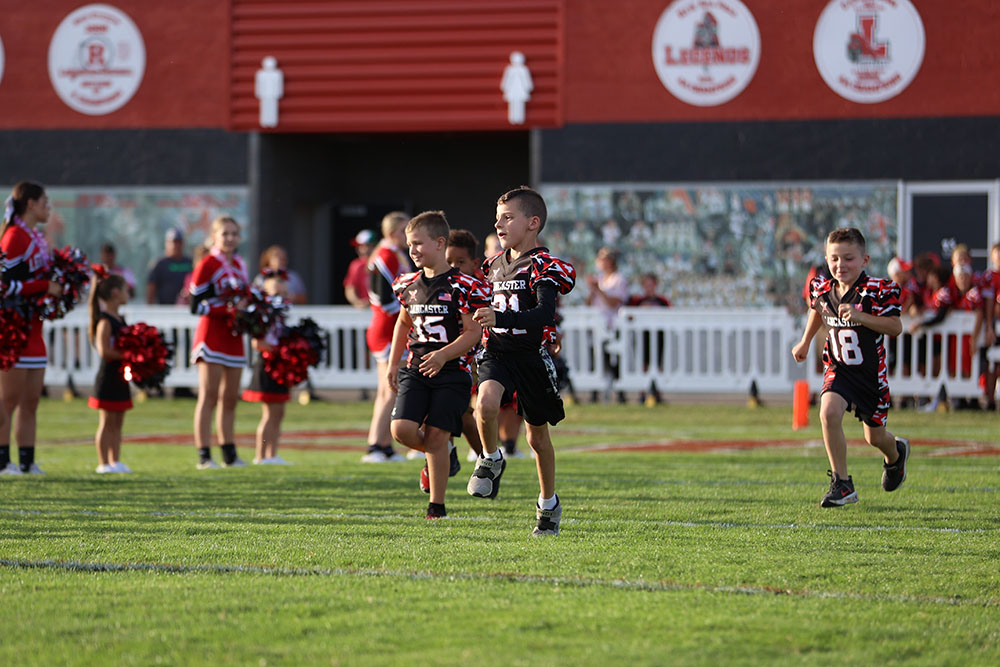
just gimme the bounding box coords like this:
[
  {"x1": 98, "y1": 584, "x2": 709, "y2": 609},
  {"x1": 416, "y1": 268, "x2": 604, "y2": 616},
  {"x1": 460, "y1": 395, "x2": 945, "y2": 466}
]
[
  {"x1": 0, "y1": 506, "x2": 988, "y2": 534},
  {"x1": 0, "y1": 557, "x2": 996, "y2": 609}
]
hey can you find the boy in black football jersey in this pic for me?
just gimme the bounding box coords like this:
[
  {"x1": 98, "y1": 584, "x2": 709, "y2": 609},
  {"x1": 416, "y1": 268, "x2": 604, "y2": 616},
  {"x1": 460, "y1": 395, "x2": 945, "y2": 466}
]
[
  {"x1": 387, "y1": 211, "x2": 489, "y2": 519},
  {"x1": 792, "y1": 227, "x2": 910, "y2": 507},
  {"x1": 469, "y1": 186, "x2": 576, "y2": 536}
]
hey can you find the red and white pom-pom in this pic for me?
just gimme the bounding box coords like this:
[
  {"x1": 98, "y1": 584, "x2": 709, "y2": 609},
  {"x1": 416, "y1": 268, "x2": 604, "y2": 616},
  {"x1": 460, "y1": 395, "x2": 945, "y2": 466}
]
[
  {"x1": 261, "y1": 318, "x2": 325, "y2": 387},
  {"x1": 0, "y1": 308, "x2": 29, "y2": 371},
  {"x1": 36, "y1": 246, "x2": 91, "y2": 321},
  {"x1": 115, "y1": 322, "x2": 174, "y2": 390}
]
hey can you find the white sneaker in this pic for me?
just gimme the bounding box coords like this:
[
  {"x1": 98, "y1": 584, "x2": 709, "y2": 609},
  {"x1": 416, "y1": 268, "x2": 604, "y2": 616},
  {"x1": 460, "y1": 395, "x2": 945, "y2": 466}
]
[
  {"x1": 111, "y1": 462, "x2": 132, "y2": 473},
  {"x1": 24, "y1": 463, "x2": 44, "y2": 475},
  {"x1": 466, "y1": 450, "x2": 480, "y2": 463},
  {"x1": 96, "y1": 464, "x2": 114, "y2": 474},
  {"x1": 0, "y1": 462, "x2": 23, "y2": 476},
  {"x1": 197, "y1": 460, "x2": 221, "y2": 470},
  {"x1": 361, "y1": 449, "x2": 389, "y2": 463},
  {"x1": 268, "y1": 456, "x2": 291, "y2": 465},
  {"x1": 501, "y1": 446, "x2": 528, "y2": 459},
  {"x1": 223, "y1": 457, "x2": 247, "y2": 468},
  {"x1": 406, "y1": 450, "x2": 426, "y2": 460}
]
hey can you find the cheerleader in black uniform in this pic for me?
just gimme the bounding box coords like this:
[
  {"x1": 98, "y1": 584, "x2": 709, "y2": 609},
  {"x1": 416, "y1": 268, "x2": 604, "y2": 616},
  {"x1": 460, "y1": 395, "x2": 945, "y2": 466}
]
[
  {"x1": 87, "y1": 271, "x2": 133, "y2": 474},
  {"x1": 241, "y1": 273, "x2": 291, "y2": 465}
]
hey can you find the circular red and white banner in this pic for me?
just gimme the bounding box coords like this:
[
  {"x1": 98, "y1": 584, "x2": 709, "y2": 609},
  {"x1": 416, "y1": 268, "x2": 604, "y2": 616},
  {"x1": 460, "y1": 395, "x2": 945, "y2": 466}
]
[
  {"x1": 48, "y1": 4, "x2": 146, "y2": 115},
  {"x1": 651, "y1": 0, "x2": 761, "y2": 107},
  {"x1": 813, "y1": 0, "x2": 925, "y2": 104}
]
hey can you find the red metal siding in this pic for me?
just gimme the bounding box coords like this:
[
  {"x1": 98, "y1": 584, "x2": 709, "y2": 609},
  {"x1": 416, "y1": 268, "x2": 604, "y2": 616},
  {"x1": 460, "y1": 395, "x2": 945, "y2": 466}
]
[{"x1": 229, "y1": 0, "x2": 564, "y2": 132}]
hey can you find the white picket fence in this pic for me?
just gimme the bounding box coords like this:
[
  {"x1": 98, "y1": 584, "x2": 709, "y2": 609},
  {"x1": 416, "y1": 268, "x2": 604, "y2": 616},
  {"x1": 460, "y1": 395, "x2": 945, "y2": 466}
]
[{"x1": 41, "y1": 306, "x2": 988, "y2": 399}]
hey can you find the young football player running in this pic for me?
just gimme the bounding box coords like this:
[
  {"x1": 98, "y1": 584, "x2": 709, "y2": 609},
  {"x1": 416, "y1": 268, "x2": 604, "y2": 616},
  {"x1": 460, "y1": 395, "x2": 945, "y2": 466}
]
[
  {"x1": 469, "y1": 186, "x2": 576, "y2": 535},
  {"x1": 792, "y1": 227, "x2": 910, "y2": 507},
  {"x1": 387, "y1": 212, "x2": 489, "y2": 519}
]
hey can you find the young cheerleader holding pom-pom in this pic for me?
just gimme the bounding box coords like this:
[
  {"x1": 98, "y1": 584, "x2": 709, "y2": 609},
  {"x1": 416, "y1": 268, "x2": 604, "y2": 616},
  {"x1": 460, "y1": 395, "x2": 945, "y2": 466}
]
[
  {"x1": 87, "y1": 271, "x2": 133, "y2": 473},
  {"x1": 242, "y1": 274, "x2": 292, "y2": 465}
]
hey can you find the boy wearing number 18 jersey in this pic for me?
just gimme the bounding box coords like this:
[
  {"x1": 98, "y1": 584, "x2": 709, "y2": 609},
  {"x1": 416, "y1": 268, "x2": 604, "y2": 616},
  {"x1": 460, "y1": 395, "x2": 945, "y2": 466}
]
[
  {"x1": 469, "y1": 186, "x2": 576, "y2": 535},
  {"x1": 792, "y1": 227, "x2": 910, "y2": 508},
  {"x1": 387, "y1": 211, "x2": 489, "y2": 519}
]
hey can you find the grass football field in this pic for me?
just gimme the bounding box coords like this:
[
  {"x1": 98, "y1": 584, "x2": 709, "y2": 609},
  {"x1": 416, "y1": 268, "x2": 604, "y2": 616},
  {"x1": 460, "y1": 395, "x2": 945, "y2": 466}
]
[{"x1": 1, "y1": 396, "x2": 998, "y2": 665}]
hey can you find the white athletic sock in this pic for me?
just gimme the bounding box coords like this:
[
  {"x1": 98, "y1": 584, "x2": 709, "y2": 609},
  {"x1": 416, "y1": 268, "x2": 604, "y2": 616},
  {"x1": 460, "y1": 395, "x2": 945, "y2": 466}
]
[
  {"x1": 539, "y1": 494, "x2": 557, "y2": 510},
  {"x1": 483, "y1": 449, "x2": 502, "y2": 461},
  {"x1": 448, "y1": 441, "x2": 456, "y2": 452}
]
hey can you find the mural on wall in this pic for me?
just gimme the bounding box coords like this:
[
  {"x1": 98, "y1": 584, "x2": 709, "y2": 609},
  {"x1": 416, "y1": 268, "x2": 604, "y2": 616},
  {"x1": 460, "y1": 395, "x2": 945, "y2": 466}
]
[
  {"x1": 47, "y1": 4, "x2": 146, "y2": 115},
  {"x1": 36, "y1": 187, "x2": 250, "y2": 296},
  {"x1": 539, "y1": 182, "x2": 898, "y2": 311},
  {"x1": 813, "y1": 0, "x2": 925, "y2": 104}
]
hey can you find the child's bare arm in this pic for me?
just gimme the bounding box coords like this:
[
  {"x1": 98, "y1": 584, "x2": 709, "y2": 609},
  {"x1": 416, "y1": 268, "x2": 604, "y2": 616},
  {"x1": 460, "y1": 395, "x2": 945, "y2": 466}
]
[
  {"x1": 838, "y1": 304, "x2": 902, "y2": 337},
  {"x1": 95, "y1": 320, "x2": 123, "y2": 362},
  {"x1": 792, "y1": 309, "x2": 823, "y2": 362},
  {"x1": 418, "y1": 313, "x2": 482, "y2": 378},
  {"x1": 386, "y1": 309, "x2": 413, "y2": 393}
]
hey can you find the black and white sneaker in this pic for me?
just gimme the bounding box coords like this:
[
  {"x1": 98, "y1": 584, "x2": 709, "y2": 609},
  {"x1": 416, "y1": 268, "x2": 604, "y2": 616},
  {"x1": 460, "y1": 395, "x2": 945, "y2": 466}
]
[
  {"x1": 467, "y1": 454, "x2": 506, "y2": 499},
  {"x1": 882, "y1": 437, "x2": 910, "y2": 492},
  {"x1": 532, "y1": 496, "x2": 562, "y2": 536},
  {"x1": 820, "y1": 471, "x2": 858, "y2": 507},
  {"x1": 449, "y1": 446, "x2": 461, "y2": 477}
]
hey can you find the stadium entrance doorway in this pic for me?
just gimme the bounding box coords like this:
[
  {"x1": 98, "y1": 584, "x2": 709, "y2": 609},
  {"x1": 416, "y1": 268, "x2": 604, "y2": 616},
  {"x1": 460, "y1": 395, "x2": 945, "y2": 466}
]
[{"x1": 903, "y1": 181, "x2": 999, "y2": 271}]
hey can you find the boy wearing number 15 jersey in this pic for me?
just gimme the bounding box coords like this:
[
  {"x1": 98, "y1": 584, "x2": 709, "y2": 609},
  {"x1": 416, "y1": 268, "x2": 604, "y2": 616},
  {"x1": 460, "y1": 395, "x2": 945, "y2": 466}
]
[
  {"x1": 388, "y1": 211, "x2": 489, "y2": 519},
  {"x1": 792, "y1": 227, "x2": 910, "y2": 508}
]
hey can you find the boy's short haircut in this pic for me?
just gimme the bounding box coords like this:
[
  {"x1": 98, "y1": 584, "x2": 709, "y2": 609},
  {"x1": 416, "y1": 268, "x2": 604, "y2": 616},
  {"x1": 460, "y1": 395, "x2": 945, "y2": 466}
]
[
  {"x1": 914, "y1": 252, "x2": 938, "y2": 272},
  {"x1": 449, "y1": 229, "x2": 478, "y2": 255},
  {"x1": 406, "y1": 210, "x2": 450, "y2": 242},
  {"x1": 381, "y1": 211, "x2": 409, "y2": 238},
  {"x1": 498, "y1": 186, "x2": 548, "y2": 231},
  {"x1": 826, "y1": 227, "x2": 866, "y2": 251}
]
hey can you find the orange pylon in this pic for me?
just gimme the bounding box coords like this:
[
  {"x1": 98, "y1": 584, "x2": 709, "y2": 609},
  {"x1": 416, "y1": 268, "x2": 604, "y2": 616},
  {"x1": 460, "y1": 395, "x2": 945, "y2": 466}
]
[{"x1": 792, "y1": 380, "x2": 810, "y2": 430}]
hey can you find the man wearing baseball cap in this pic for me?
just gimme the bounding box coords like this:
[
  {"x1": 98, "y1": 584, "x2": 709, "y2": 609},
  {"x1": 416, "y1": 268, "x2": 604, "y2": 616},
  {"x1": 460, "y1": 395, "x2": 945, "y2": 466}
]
[
  {"x1": 343, "y1": 230, "x2": 376, "y2": 308},
  {"x1": 147, "y1": 228, "x2": 192, "y2": 304}
]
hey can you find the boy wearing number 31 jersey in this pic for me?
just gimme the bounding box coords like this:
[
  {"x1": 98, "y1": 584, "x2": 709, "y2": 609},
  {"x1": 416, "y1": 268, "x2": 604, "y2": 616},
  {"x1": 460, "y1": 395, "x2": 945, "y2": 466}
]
[
  {"x1": 468, "y1": 186, "x2": 576, "y2": 536},
  {"x1": 792, "y1": 227, "x2": 910, "y2": 508}
]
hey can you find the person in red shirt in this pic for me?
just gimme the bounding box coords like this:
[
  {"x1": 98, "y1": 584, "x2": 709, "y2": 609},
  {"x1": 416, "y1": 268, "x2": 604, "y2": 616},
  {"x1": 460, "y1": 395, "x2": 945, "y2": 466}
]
[
  {"x1": 343, "y1": 230, "x2": 375, "y2": 309},
  {"x1": 362, "y1": 212, "x2": 413, "y2": 463},
  {"x1": 0, "y1": 182, "x2": 63, "y2": 476},
  {"x1": 189, "y1": 216, "x2": 251, "y2": 470}
]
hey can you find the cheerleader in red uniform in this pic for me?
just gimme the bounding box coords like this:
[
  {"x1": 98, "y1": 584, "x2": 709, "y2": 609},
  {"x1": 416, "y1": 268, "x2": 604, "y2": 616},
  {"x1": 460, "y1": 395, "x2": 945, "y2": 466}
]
[
  {"x1": 87, "y1": 271, "x2": 133, "y2": 474},
  {"x1": 362, "y1": 211, "x2": 413, "y2": 463},
  {"x1": 0, "y1": 182, "x2": 63, "y2": 476},
  {"x1": 189, "y1": 216, "x2": 249, "y2": 469},
  {"x1": 241, "y1": 272, "x2": 292, "y2": 465}
]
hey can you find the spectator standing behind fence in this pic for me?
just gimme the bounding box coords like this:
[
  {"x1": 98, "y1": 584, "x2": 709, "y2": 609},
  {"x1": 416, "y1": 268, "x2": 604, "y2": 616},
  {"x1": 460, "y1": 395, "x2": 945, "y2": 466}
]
[
  {"x1": 147, "y1": 228, "x2": 192, "y2": 304},
  {"x1": 980, "y1": 243, "x2": 1000, "y2": 409},
  {"x1": 586, "y1": 247, "x2": 628, "y2": 403},
  {"x1": 189, "y1": 216, "x2": 250, "y2": 470},
  {"x1": 99, "y1": 243, "x2": 136, "y2": 297},
  {"x1": 253, "y1": 245, "x2": 307, "y2": 304},
  {"x1": 175, "y1": 243, "x2": 210, "y2": 306},
  {"x1": 343, "y1": 230, "x2": 376, "y2": 308},
  {"x1": 791, "y1": 226, "x2": 909, "y2": 508},
  {"x1": 362, "y1": 211, "x2": 413, "y2": 463},
  {"x1": 628, "y1": 273, "x2": 671, "y2": 406}
]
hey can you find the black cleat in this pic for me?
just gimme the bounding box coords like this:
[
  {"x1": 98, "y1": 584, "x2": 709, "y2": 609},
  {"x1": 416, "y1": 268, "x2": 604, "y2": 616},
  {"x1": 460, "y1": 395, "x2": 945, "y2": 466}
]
[
  {"x1": 882, "y1": 437, "x2": 910, "y2": 492},
  {"x1": 820, "y1": 470, "x2": 858, "y2": 507}
]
